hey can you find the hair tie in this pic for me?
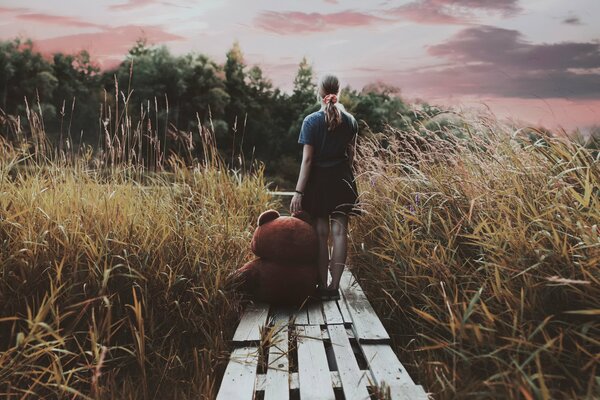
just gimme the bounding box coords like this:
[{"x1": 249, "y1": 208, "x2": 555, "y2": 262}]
[{"x1": 323, "y1": 94, "x2": 338, "y2": 105}]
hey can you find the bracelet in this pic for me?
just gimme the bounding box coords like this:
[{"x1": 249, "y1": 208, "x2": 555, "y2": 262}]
[{"x1": 294, "y1": 190, "x2": 304, "y2": 195}]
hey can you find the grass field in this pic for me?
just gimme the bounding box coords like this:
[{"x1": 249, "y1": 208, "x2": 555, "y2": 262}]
[
  {"x1": 0, "y1": 102, "x2": 278, "y2": 398},
  {"x1": 0, "y1": 103, "x2": 598, "y2": 399},
  {"x1": 349, "y1": 114, "x2": 599, "y2": 399}
]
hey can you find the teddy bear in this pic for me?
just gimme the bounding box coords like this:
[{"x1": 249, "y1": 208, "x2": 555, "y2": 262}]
[{"x1": 233, "y1": 209, "x2": 319, "y2": 306}]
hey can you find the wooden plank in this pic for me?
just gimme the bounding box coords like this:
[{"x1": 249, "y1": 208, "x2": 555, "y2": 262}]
[
  {"x1": 307, "y1": 300, "x2": 325, "y2": 326},
  {"x1": 361, "y1": 344, "x2": 415, "y2": 387},
  {"x1": 270, "y1": 305, "x2": 293, "y2": 325},
  {"x1": 256, "y1": 371, "x2": 344, "y2": 391},
  {"x1": 232, "y1": 302, "x2": 269, "y2": 343},
  {"x1": 361, "y1": 344, "x2": 421, "y2": 398},
  {"x1": 322, "y1": 299, "x2": 344, "y2": 324},
  {"x1": 291, "y1": 306, "x2": 309, "y2": 325},
  {"x1": 339, "y1": 271, "x2": 390, "y2": 341},
  {"x1": 216, "y1": 347, "x2": 259, "y2": 400},
  {"x1": 337, "y1": 296, "x2": 353, "y2": 324},
  {"x1": 296, "y1": 325, "x2": 336, "y2": 400},
  {"x1": 264, "y1": 312, "x2": 290, "y2": 400},
  {"x1": 327, "y1": 325, "x2": 371, "y2": 400},
  {"x1": 379, "y1": 385, "x2": 429, "y2": 400}
]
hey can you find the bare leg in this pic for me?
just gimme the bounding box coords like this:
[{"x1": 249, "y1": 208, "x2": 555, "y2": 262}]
[
  {"x1": 314, "y1": 216, "x2": 330, "y2": 288},
  {"x1": 329, "y1": 212, "x2": 348, "y2": 290}
]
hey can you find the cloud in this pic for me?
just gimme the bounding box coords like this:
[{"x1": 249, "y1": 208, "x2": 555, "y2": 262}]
[
  {"x1": 404, "y1": 25, "x2": 600, "y2": 98},
  {"x1": 33, "y1": 25, "x2": 184, "y2": 67},
  {"x1": 16, "y1": 13, "x2": 105, "y2": 29},
  {"x1": 389, "y1": 2, "x2": 465, "y2": 24},
  {"x1": 389, "y1": 0, "x2": 520, "y2": 25},
  {"x1": 563, "y1": 16, "x2": 582, "y2": 25},
  {"x1": 254, "y1": 10, "x2": 388, "y2": 34},
  {"x1": 0, "y1": 6, "x2": 30, "y2": 14},
  {"x1": 109, "y1": 0, "x2": 161, "y2": 11},
  {"x1": 428, "y1": 25, "x2": 600, "y2": 70}
]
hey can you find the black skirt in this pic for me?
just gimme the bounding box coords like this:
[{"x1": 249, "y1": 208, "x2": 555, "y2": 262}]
[{"x1": 301, "y1": 161, "x2": 363, "y2": 218}]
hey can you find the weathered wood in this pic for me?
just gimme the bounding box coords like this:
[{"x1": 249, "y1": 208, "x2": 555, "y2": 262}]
[
  {"x1": 361, "y1": 344, "x2": 415, "y2": 387},
  {"x1": 256, "y1": 371, "x2": 343, "y2": 391},
  {"x1": 321, "y1": 326, "x2": 356, "y2": 341},
  {"x1": 232, "y1": 301, "x2": 269, "y2": 343},
  {"x1": 264, "y1": 312, "x2": 290, "y2": 400},
  {"x1": 338, "y1": 296, "x2": 353, "y2": 324},
  {"x1": 291, "y1": 306, "x2": 309, "y2": 325},
  {"x1": 307, "y1": 300, "x2": 325, "y2": 325},
  {"x1": 296, "y1": 325, "x2": 336, "y2": 400},
  {"x1": 220, "y1": 271, "x2": 426, "y2": 399},
  {"x1": 380, "y1": 385, "x2": 429, "y2": 400},
  {"x1": 327, "y1": 324, "x2": 371, "y2": 400},
  {"x1": 362, "y1": 343, "x2": 430, "y2": 399},
  {"x1": 216, "y1": 347, "x2": 259, "y2": 400},
  {"x1": 322, "y1": 299, "x2": 344, "y2": 324},
  {"x1": 340, "y1": 271, "x2": 390, "y2": 341}
]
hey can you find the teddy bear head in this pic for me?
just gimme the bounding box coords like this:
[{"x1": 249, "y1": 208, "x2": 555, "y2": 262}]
[{"x1": 250, "y1": 209, "x2": 318, "y2": 263}]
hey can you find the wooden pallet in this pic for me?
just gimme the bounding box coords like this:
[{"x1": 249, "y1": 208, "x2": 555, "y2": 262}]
[{"x1": 217, "y1": 270, "x2": 428, "y2": 400}]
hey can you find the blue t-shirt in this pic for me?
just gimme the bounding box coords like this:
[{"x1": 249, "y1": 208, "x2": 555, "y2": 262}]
[{"x1": 297, "y1": 106, "x2": 359, "y2": 167}]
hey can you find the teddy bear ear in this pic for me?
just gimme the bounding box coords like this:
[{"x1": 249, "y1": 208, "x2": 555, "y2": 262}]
[
  {"x1": 292, "y1": 210, "x2": 313, "y2": 224},
  {"x1": 258, "y1": 209, "x2": 280, "y2": 226}
]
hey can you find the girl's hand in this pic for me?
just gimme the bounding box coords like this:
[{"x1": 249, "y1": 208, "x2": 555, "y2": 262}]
[{"x1": 290, "y1": 193, "x2": 303, "y2": 214}]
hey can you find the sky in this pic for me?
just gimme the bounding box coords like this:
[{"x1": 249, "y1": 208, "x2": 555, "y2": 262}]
[{"x1": 1, "y1": 0, "x2": 599, "y2": 132}]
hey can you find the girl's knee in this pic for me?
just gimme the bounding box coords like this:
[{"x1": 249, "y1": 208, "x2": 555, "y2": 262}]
[
  {"x1": 330, "y1": 223, "x2": 347, "y2": 239},
  {"x1": 315, "y1": 218, "x2": 330, "y2": 237}
]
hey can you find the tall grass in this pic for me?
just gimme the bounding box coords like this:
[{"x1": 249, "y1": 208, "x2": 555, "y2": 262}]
[
  {"x1": 351, "y1": 113, "x2": 599, "y2": 399},
  {"x1": 0, "y1": 91, "x2": 276, "y2": 398}
]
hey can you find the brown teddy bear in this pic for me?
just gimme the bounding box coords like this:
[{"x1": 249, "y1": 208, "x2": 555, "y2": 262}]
[{"x1": 233, "y1": 209, "x2": 319, "y2": 306}]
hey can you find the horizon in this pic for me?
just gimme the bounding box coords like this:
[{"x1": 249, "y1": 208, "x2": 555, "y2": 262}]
[{"x1": 1, "y1": 0, "x2": 599, "y2": 133}]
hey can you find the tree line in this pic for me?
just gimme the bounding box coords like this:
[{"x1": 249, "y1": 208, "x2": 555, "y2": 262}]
[{"x1": 0, "y1": 37, "x2": 444, "y2": 186}]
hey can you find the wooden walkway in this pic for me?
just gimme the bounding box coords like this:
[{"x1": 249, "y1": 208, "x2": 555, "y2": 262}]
[{"x1": 217, "y1": 269, "x2": 428, "y2": 400}]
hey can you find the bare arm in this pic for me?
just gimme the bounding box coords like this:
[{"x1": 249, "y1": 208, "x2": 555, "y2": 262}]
[
  {"x1": 296, "y1": 144, "x2": 314, "y2": 192},
  {"x1": 290, "y1": 144, "x2": 314, "y2": 213}
]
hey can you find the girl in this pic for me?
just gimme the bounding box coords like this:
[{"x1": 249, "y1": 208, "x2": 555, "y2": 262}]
[{"x1": 289, "y1": 74, "x2": 362, "y2": 300}]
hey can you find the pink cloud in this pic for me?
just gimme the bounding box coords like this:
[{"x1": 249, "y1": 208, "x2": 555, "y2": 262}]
[
  {"x1": 255, "y1": 10, "x2": 388, "y2": 34},
  {"x1": 389, "y1": 0, "x2": 520, "y2": 25},
  {"x1": 16, "y1": 13, "x2": 105, "y2": 29},
  {"x1": 390, "y1": 2, "x2": 466, "y2": 24},
  {"x1": 0, "y1": 7, "x2": 29, "y2": 14},
  {"x1": 109, "y1": 0, "x2": 161, "y2": 11},
  {"x1": 33, "y1": 25, "x2": 184, "y2": 68}
]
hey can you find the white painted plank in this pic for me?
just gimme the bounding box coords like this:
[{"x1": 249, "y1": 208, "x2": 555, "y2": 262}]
[
  {"x1": 270, "y1": 305, "x2": 293, "y2": 325},
  {"x1": 356, "y1": 342, "x2": 428, "y2": 399},
  {"x1": 257, "y1": 371, "x2": 345, "y2": 391},
  {"x1": 327, "y1": 325, "x2": 371, "y2": 400},
  {"x1": 361, "y1": 343, "x2": 416, "y2": 389},
  {"x1": 216, "y1": 347, "x2": 259, "y2": 400},
  {"x1": 291, "y1": 306, "x2": 309, "y2": 325},
  {"x1": 338, "y1": 296, "x2": 353, "y2": 324},
  {"x1": 296, "y1": 325, "x2": 336, "y2": 400},
  {"x1": 307, "y1": 300, "x2": 325, "y2": 325},
  {"x1": 322, "y1": 299, "x2": 344, "y2": 324},
  {"x1": 339, "y1": 271, "x2": 390, "y2": 341},
  {"x1": 264, "y1": 312, "x2": 290, "y2": 400},
  {"x1": 232, "y1": 302, "x2": 270, "y2": 343},
  {"x1": 384, "y1": 385, "x2": 429, "y2": 400}
]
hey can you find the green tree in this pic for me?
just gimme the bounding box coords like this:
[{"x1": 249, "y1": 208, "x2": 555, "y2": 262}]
[
  {"x1": 51, "y1": 50, "x2": 101, "y2": 147},
  {"x1": 290, "y1": 57, "x2": 317, "y2": 113},
  {"x1": 0, "y1": 39, "x2": 57, "y2": 118}
]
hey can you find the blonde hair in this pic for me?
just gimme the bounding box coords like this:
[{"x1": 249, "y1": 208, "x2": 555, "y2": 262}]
[{"x1": 318, "y1": 74, "x2": 342, "y2": 132}]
